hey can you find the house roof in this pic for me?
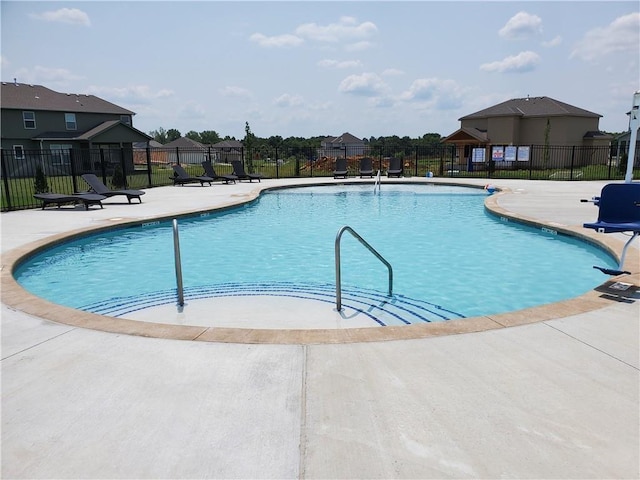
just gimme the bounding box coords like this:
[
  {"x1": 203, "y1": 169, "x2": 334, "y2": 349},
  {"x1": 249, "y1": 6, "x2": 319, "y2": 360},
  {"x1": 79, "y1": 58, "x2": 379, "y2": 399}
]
[
  {"x1": 460, "y1": 96, "x2": 601, "y2": 120},
  {"x1": 323, "y1": 132, "x2": 364, "y2": 145},
  {"x1": 1, "y1": 81, "x2": 134, "y2": 115},
  {"x1": 164, "y1": 137, "x2": 206, "y2": 149},
  {"x1": 133, "y1": 140, "x2": 164, "y2": 149},
  {"x1": 33, "y1": 120, "x2": 151, "y2": 142},
  {"x1": 442, "y1": 127, "x2": 489, "y2": 144}
]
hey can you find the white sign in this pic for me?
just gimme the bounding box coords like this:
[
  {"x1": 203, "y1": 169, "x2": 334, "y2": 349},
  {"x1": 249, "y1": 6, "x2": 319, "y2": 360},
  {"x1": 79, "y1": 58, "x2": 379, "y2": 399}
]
[
  {"x1": 472, "y1": 148, "x2": 485, "y2": 163},
  {"x1": 517, "y1": 146, "x2": 530, "y2": 162}
]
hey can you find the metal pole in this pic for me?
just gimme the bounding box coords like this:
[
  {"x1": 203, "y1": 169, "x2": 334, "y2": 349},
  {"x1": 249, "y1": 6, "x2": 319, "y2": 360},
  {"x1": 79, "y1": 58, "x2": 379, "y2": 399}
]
[
  {"x1": 173, "y1": 219, "x2": 184, "y2": 306},
  {"x1": 625, "y1": 91, "x2": 640, "y2": 183}
]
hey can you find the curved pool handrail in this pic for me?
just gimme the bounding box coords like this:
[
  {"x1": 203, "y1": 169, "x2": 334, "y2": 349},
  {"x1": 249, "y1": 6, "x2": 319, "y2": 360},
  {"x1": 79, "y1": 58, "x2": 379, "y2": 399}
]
[{"x1": 335, "y1": 225, "x2": 393, "y2": 311}]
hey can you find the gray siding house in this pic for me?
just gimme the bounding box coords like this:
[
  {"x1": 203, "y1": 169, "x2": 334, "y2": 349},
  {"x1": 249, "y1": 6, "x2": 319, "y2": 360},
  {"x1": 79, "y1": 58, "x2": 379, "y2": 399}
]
[
  {"x1": 1, "y1": 81, "x2": 151, "y2": 176},
  {"x1": 443, "y1": 96, "x2": 611, "y2": 167},
  {"x1": 319, "y1": 132, "x2": 367, "y2": 157}
]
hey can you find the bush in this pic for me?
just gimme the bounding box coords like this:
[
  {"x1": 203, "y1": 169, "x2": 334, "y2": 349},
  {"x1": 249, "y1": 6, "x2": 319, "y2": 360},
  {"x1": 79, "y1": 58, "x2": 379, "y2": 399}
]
[
  {"x1": 112, "y1": 164, "x2": 125, "y2": 189},
  {"x1": 34, "y1": 165, "x2": 49, "y2": 193}
]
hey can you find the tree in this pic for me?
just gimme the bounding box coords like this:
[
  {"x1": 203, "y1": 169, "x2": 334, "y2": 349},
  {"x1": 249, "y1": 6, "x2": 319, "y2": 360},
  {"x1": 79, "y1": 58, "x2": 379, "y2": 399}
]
[
  {"x1": 149, "y1": 127, "x2": 168, "y2": 144},
  {"x1": 200, "y1": 130, "x2": 221, "y2": 145},
  {"x1": 167, "y1": 129, "x2": 181, "y2": 142},
  {"x1": 185, "y1": 130, "x2": 202, "y2": 143},
  {"x1": 33, "y1": 164, "x2": 49, "y2": 193},
  {"x1": 244, "y1": 122, "x2": 256, "y2": 173}
]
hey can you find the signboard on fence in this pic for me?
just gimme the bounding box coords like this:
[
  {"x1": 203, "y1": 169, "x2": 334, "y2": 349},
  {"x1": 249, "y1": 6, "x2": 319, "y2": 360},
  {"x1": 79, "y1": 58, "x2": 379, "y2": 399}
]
[
  {"x1": 517, "y1": 146, "x2": 530, "y2": 162},
  {"x1": 472, "y1": 148, "x2": 485, "y2": 163},
  {"x1": 492, "y1": 146, "x2": 504, "y2": 162},
  {"x1": 505, "y1": 146, "x2": 517, "y2": 162}
]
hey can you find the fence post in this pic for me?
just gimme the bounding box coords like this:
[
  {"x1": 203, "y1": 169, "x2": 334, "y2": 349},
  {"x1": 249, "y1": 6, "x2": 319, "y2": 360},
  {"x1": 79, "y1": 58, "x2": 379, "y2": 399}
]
[
  {"x1": 275, "y1": 146, "x2": 280, "y2": 178},
  {"x1": 69, "y1": 149, "x2": 79, "y2": 193},
  {"x1": 176, "y1": 147, "x2": 180, "y2": 166},
  {"x1": 1, "y1": 149, "x2": 13, "y2": 211},
  {"x1": 414, "y1": 150, "x2": 418, "y2": 176},
  {"x1": 99, "y1": 148, "x2": 107, "y2": 182},
  {"x1": 569, "y1": 146, "x2": 576, "y2": 180},
  {"x1": 120, "y1": 147, "x2": 128, "y2": 188},
  {"x1": 146, "y1": 145, "x2": 152, "y2": 187},
  {"x1": 449, "y1": 146, "x2": 455, "y2": 177}
]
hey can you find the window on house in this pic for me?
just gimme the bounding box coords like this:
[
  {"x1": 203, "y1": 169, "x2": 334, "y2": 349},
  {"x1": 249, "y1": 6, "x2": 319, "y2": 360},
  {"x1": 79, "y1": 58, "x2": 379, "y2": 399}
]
[
  {"x1": 13, "y1": 145, "x2": 24, "y2": 160},
  {"x1": 65, "y1": 113, "x2": 77, "y2": 130},
  {"x1": 50, "y1": 144, "x2": 72, "y2": 165},
  {"x1": 120, "y1": 115, "x2": 131, "y2": 126},
  {"x1": 23, "y1": 111, "x2": 36, "y2": 129}
]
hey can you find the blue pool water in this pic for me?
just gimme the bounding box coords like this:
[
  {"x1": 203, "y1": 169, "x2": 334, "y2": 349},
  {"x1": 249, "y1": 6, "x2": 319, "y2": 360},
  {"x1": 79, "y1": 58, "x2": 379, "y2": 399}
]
[{"x1": 15, "y1": 184, "x2": 616, "y2": 325}]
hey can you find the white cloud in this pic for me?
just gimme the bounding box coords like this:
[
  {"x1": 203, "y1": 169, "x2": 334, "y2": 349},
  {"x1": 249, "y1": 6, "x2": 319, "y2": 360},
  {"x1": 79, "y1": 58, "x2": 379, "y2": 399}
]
[
  {"x1": 274, "y1": 93, "x2": 304, "y2": 107},
  {"x1": 345, "y1": 41, "x2": 374, "y2": 52},
  {"x1": 29, "y1": 8, "x2": 91, "y2": 26},
  {"x1": 338, "y1": 72, "x2": 388, "y2": 96},
  {"x1": 317, "y1": 59, "x2": 363, "y2": 69},
  {"x1": 295, "y1": 16, "x2": 377, "y2": 43},
  {"x1": 499, "y1": 11, "x2": 542, "y2": 39},
  {"x1": 542, "y1": 35, "x2": 562, "y2": 47},
  {"x1": 219, "y1": 86, "x2": 252, "y2": 99},
  {"x1": 249, "y1": 33, "x2": 303, "y2": 48},
  {"x1": 178, "y1": 102, "x2": 206, "y2": 119},
  {"x1": 1, "y1": 55, "x2": 9, "y2": 68},
  {"x1": 480, "y1": 51, "x2": 541, "y2": 73},
  {"x1": 570, "y1": 12, "x2": 640, "y2": 62},
  {"x1": 398, "y1": 78, "x2": 468, "y2": 110},
  {"x1": 382, "y1": 68, "x2": 404, "y2": 76},
  {"x1": 14, "y1": 65, "x2": 84, "y2": 85},
  {"x1": 86, "y1": 85, "x2": 174, "y2": 104}
]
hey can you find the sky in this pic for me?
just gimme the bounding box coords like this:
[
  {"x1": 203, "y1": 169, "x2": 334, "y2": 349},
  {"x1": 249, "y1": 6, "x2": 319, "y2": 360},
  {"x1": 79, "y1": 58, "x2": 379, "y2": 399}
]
[{"x1": 1, "y1": 1, "x2": 639, "y2": 140}]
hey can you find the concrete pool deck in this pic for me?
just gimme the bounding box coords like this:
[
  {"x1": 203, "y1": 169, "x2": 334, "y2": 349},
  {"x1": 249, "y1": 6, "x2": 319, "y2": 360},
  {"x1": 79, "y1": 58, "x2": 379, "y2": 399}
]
[{"x1": 1, "y1": 177, "x2": 639, "y2": 478}]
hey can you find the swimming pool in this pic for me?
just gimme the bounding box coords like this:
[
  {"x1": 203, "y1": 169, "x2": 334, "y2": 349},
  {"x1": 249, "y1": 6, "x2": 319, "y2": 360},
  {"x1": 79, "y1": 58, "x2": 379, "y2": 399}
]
[{"x1": 14, "y1": 183, "x2": 616, "y2": 326}]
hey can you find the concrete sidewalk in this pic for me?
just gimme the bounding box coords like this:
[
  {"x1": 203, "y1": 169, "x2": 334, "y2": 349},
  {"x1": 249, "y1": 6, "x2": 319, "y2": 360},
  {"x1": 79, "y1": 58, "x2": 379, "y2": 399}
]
[{"x1": 2, "y1": 178, "x2": 638, "y2": 479}]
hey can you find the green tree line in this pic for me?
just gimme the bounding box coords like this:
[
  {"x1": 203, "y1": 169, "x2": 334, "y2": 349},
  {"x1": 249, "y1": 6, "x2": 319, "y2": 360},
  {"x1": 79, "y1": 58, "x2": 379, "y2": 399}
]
[{"x1": 148, "y1": 126, "x2": 445, "y2": 151}]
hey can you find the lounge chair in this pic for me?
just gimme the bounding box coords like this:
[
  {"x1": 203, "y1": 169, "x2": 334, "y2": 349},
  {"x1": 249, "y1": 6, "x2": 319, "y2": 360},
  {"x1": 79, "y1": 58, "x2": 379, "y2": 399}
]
[
  {"x1": 583, "y1": 182, "x2": 640, "y2": 275},
  {"x1": 201, "y1": 161, "x2": 238, "y2": 184},
  {"x1": 359, "y1": 157, "x2": 374, "y2": 178},
  {"x1": 34, "y1": 192, "x2": 106, "y2": 210},
  {"x1": 171, "y1": 164, "x2": 213, "y2": 186},
  {"x1": 81, "y1": 173, "x2": 145, "y2": 203},
  {"x1": 231, "y1": 161, "x2": 263, "y2": 182},
  {"x1": 333, "y1": 158, "x2": 348, "y2": 179},
  {"x1": 387, "y1": 157, "x2": 403, "y2": 177}
]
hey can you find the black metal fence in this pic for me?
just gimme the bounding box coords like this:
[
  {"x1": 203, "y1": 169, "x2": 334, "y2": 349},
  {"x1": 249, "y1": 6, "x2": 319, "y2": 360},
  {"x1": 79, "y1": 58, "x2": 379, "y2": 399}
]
[{"x1": 1, "y1": 143, "x2": 637, "y2": 211}]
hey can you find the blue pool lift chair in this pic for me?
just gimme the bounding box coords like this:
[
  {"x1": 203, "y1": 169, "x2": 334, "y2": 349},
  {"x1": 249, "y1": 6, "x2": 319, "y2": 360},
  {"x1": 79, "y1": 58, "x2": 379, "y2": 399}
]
[{"x1": 583, "y1": 182, "x2": 640, "y2": 275}]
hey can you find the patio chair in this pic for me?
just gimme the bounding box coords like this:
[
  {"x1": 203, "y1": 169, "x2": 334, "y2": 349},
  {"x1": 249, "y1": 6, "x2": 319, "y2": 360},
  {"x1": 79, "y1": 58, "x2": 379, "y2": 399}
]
[
  {"x1": 583, "y1": 182, "x2": 640, "y2": 275},
  {"x1": 387, "y1": 157, "x2": 403, "y2": 177},
  {"x1": 231, "y1": 161, "x2": 263, "y2": 182},
  {"x1": 359, "y1": 157, "x2": 374, "y2": 178},
  {"x1": 171, "y1": 164, "x2": 213, "y2": 186},
  {"x1": 34, "y1": 192, "x2": 106, "y2": 210},
  {"x1": 201, "y1": 161, "x2": 238, "y2": 184},
  {"x1": 81, "y1": 173, "x2": 145, "y2": 203},
  {"x1": 333, "y1": 158, "x2": 348, "y2": 179}
]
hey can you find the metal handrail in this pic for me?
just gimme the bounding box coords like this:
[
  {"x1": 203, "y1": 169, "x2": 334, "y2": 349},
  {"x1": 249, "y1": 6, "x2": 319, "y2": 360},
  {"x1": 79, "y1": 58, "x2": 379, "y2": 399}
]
[
  {"x1": 172, "y1": 219, "x2": 185, "y2": 306},
  {"x1": 373, "y1": 169, "x2": 381, "y2": 194},
  {"x1": 335, "y1": 225, "x2": 393, "y2": 310}
]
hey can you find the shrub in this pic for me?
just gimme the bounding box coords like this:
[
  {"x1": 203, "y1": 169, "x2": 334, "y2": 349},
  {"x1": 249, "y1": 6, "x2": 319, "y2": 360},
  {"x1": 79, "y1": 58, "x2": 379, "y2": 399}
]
[{"x1": 34, "y1": 165, "x2": 49, "y2": 193}]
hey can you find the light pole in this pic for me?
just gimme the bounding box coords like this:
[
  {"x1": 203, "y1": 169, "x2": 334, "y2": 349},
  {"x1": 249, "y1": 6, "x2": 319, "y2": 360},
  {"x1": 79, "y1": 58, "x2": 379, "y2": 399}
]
[{"x1": 624, "y1": 91, "x2": 640, "y2": 183}]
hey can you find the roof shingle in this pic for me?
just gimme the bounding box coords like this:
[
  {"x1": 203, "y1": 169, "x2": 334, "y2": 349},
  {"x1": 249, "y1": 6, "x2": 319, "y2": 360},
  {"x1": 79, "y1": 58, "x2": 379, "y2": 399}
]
[{"x1": 1, "y1": 81, "x2": 134, "y2": 115}]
